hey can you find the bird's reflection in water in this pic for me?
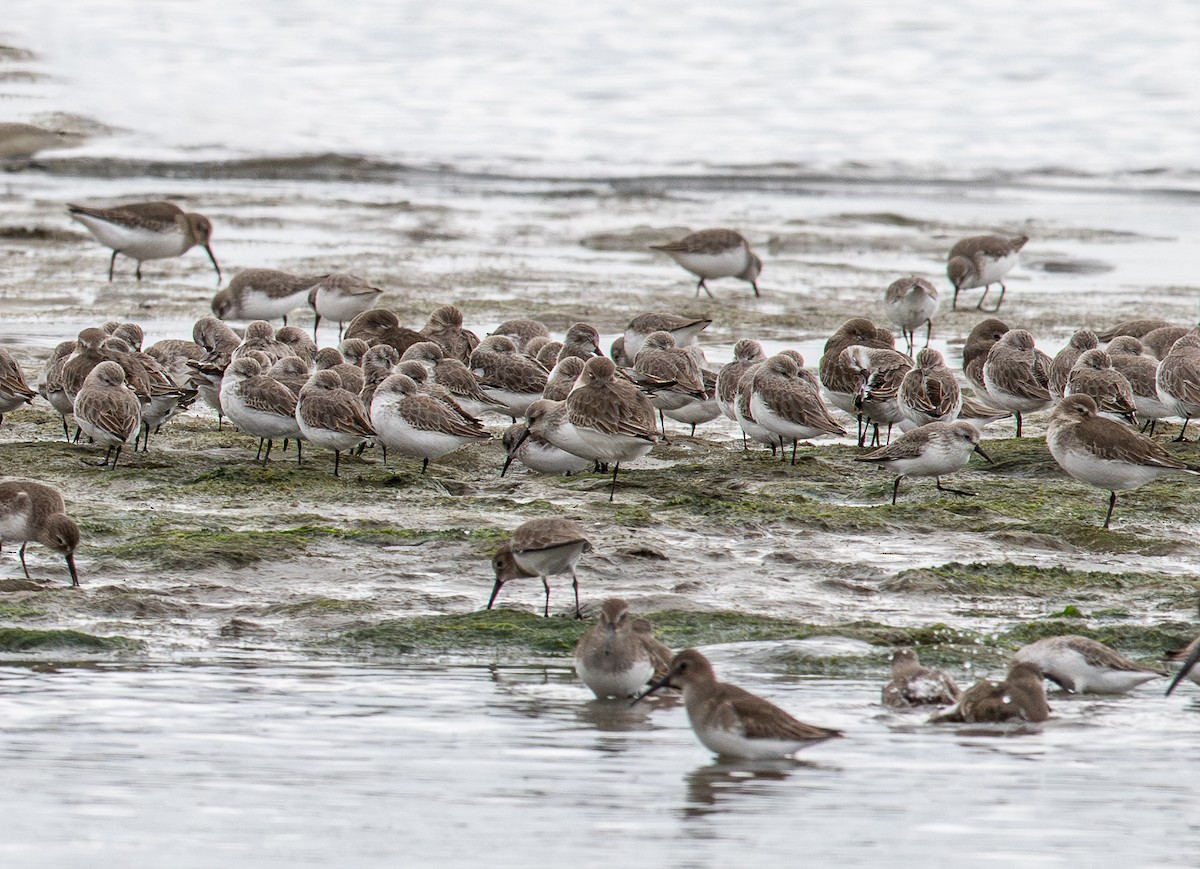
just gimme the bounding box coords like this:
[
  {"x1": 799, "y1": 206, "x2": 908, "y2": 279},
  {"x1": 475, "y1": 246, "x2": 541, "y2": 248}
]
[
  {"x1": 576, "y1": 692, "x2": 682, "y2": 737},
  {"x1": 683, "y1": 757, "x2": 819, "y2": 817}
]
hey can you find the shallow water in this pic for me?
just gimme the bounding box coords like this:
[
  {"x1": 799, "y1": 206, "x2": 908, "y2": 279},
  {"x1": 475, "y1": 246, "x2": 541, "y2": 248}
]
[
  {"x1": 2, "y1": 4, "x2": 1200, "y2": 866},
  {"x1": 3, "y1": 654, "x2": 1197, "y2": 868}
]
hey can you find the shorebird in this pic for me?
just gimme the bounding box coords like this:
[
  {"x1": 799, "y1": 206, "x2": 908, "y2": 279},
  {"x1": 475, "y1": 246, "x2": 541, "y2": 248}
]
[
  {"x1": 981, "y1": 329, "x2": 1052, "y2": 438},
  {"x1": 68, "y1": 200, "x2": 221, "y2": 284},
  {"x1": 308, "y1": 274, "x2": 384, "y2": 341},
  {"x1": 1165, "y1": 637, "x2": 1200, "y2": 696},
  {"x1": 0, "y1": 480, "x2": 80, "y2": 587},
  {"x1": 0, "y1": 121, "x2": 83, "y2": 165},
  {"x1": 541, "y1": 357, "x2": 585, "y2": 403},
  {"x1": 883, "y1": 275, "x2": 939, "y2": 354},
  {"x1": 635, "y1": 649, "x2": 843, "y2": 759},
  {"x1": 1048, "y1": 330, "x2": 1100, "y2": 398},
  {"x1": 490, "y1": 318, "x2": 550, "y2": 352},
  {"x1": 747, "y1": 352, "x2": 845, "y2": 463},
  {"x1": 510, "y1": 399, "x2": 601, "y2": 474},
  {"x1": 946, "y1": 233, "x2": 1028, "y2": 312},
  {"x1": 574, "y1": 598, "x2": 673, "y2": 699},
  {"x1": 663, "y1": 368, "x2": 721, "y2": 436},
  {"x1": 622, "y1": 312, "x2": 712, "y2": 361},
  {"x1": 557, "y1": 323, "x2": 604, "y2": 364},
  {"x1": 650, "y1": 229, "x2": 763, "y2": 298},
  {"x1": 315, "y1": 347, "x2": 365, "y2": 395},
  {"x1": 566, "y1": 357, "x2": 658, "y2": 501},
  {"x1": 819, "y1": 318, "x2": 896, "y2": 424},
  {"x1": 213, "y1": 269, "x2": 319, "y2": 325},
  {"x1": 343, "y1": 309, "x2": 425, "y2": 355},
  {"x1": 881, "y1": 649, "x2": 962, "y2": 708},
  {"x1": 632, "y1": 331, "x2": 709, "y2": 438},
  {"x1": 1014, "y1": 635, "x2": 1164, "y2": 694},
  {"x1": 470, "y1": 335, "x2": 548, "y2": 419},
  {"x1": 716, "y1": 339, "x2": 768, "y2": 423},
  {"x1": 1155, "y1": 334, "x2": 1200, "y2": 440},
  {"x1": 421, "y1": 305, "x2": 479, "y2": 364},
  {"x1": 38, "y1": 340, "x2": 78, "y2": 440},
  {"x1": 961, "y1": 317, "x2": 1009, "y2": 396},
  {"x1": 0, "y1": 348, "x2": 36, "y2": 427},
  {"x1": 1065, "y1": 348, "x2": 1137, "y2": 424},
  {"x1": 219, "y1": 356, "x2": 302, "y2": 464},
  {"x1": 1142, "y1": 325, "x2": 1191, "y2": 361},
  {"x1": 846, "y1": 345, "x2": 914, "y2": 446},
  {"x1": 898, "y1": 348, "x2": 961, "y2": 428},
  {"x1": 370, "y1": 373, "x2": 490, "y2": 472},
  {"x1": 1106, "y1": 337, "x2": 1171, "y2": 435},
  {"x1": 500, "y1": 420, "x2": 592, "y2": 477},
  {"x1": 1047, "y1": 394, "x2": 1200, "y2": 528},
  {"x1": 856, "y1": 420, "x2": 991, "y2": 504},
  {"x1": 930, "y1": 662, "x2": 1050, "y2": 724},
  {"x1": 72, "y1": 360, "x2": 141, "y2": 469},
  {"x1": 488, "y1": 518, "x2": 593, "y2": 617},
  {"x1": 1096, "y1": 318, "x2": 1175, "y2": 343},
  {"x1": 294, "y1": 370, "x2": 375, "y2": 476}
]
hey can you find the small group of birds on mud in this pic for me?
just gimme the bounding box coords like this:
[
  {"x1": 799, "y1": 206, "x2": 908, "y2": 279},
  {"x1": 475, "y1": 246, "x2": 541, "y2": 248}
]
[
  {"x1": 4, "y1": 200, "x2": 1200, "y2": 760},
  {"x1": 497, "y1": 516, "x2": 1200, "y2": 760}
]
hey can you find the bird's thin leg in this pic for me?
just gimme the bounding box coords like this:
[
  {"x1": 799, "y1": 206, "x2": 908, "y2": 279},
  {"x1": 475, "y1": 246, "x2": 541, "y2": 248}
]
[
  {"x1": 891, "y1": 475, "x2": 903, "y2": 505},
  {"x1": 262, "y1": 439, "x2": 273, "y2": 465},
  {"x1": 255, "y1": 438, "x2": 265, "y2": 461},
  {"x1": 421, "y1": 457, "x2": 429, "y2": 474},
  {"x1": 936, "y1": 477, "x2": 977, "y2": 497},
  {"x1": 1175, "y1": 417, "x2": 1191, "y2": 442},
  {"x1": 608, "y1": 462, "x2": 620, "y2": 502},
  {"x1": 924, "y1": 319, "x2": 933, "y2": 348},
  {"x1": 976, "y1": 284, "x2": 990, "y2": 311},
  {"x1": 135, "y1": 261, "x2": 143, "y2": 281},
  {"x1": 108, "y1": 250, "x2": 118, "y2": 282},
  {"x1": 1015, "y1": 411, "x2": 1023, "y2": 439},
  {"x1": 571, "y1": 571, "x2": 581, "y2": 619},
  {"x1": 110, "y1": 445, "x2": 122, "y2": 470},
  {"x1": 312, "y1": 314, "x2": 321, "y2": 342},
  {"x1": 333, "y1": 450, "x2": 341, "y2": 477},
  {"x1": 19, "y1": 543, "x2": 30, "y2": 579},
  {"x1": 791, "y1": 439, "x2": 798, "y2": 465},
  {"x1": 1103, "y1": 491, "x2": 1118, "y2": 529},
  {"x1": 542, "y1": 576, "x2": 551, "y2": 618}
]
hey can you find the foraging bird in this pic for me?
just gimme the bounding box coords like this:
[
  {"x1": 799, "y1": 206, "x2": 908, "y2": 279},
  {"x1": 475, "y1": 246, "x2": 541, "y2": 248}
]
[
  {"x1": 946, "y1": 234, "x2": 1028, "y2": 312},
  {"x1": 635, "y1": 649, "x2": 843, "y2": 759},
  {"x1": 1014, "y1": 635, "x2": 1164, "y2": 694},
  {"x1": 0, "y1": 480, "x2": 80, "y2": 587},
  {"x1": 488, "y1": 518, "x2": 593, "y2": 618},
  {"x1": 650, "y1": 229, "x2": 763, "y2": 298},
  {"x1": 855, "y1": 420, "x2": 991, "y2": 504},
  {"x1": 68, "y1": 200, "x2": 221, "y2": 284},
  {"x1": 881, "y1": 649, "x2": 961, "y2": 708},
  {"x1": 930, "y1": 662, "x2": 1050, "y2": 724}
]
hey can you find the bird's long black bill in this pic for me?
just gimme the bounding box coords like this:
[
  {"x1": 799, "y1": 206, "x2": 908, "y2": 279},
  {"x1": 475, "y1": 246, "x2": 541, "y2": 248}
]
[
  {"x1": 65, "y1": 552, "x2": 80, "y2": 588},
  {"x1": 1166, "y1": 640, "x2": 1200, "y2": 696},
  {"x1": 974, "y1": 444, "x2": 994, "y2": 463},
  {"x1": 631, "y1": 673, "x2": 674, "y2": 706},
  {"x1": 203, "y1": 244, "x2": 222, "y2": 285}
]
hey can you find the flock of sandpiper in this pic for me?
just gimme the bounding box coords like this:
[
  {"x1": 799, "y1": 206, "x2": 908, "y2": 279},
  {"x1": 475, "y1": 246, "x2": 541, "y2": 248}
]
[{"x1": 2, "y1": 199, "x2": 1200, "y2": 759}]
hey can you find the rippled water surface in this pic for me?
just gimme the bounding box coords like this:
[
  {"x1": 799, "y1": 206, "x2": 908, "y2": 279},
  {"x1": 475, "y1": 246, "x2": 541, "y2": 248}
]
[{"x1": 3, "y1": 655, "x2": 1197, "y2": 868}]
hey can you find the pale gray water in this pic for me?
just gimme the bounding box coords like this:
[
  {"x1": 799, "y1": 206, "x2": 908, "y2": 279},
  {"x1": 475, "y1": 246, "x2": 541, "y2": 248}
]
[
  {"x1": 4, "y1": 0, "x2": 1200, "y2": 175},
  {"x1": 2, "y1": 654, "x2": 1197, "y2": 868},
  {"x1": 2, "y1": 3, "x2": 1200, "y2": 867}
]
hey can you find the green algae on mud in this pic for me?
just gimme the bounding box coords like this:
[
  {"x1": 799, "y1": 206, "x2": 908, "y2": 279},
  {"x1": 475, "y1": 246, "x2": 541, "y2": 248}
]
[
  {"x1": 0, "y1": 627, "x2": 142, "y2": 653},
  {"x1": 885, "y1": 561, "x2": 1198, "y2": 601}
]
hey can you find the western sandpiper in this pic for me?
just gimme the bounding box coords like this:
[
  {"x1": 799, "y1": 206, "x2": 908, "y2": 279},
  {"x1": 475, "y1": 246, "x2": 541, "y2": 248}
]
[
  {"x1": 1013, "y1": 635, "x2": 1164, "y2": 694},
  {"x1": 623, "y1": 312, "x2": 712, "y2": 361},
  {"x1": 1155, "y1": 334, "x2": 1200, "y2": 440},
  {"x1": 0, "y1": 121, "x2": 83, "y2": 164},
  {"x1": 488, "y1": 517, "x2": 593, "y2": 617},
  {"x1": 343, "y1": 309, "x2": 425, "y2": 355},
  {"x1": 500, "y1": 420, "x2": 592, "y2": 477},
  {"x1": 315, "y1": 347, "x2": 365, "y2": 395},
  {"x1": 1096, "y1": 318, "x2": 1175, "y2": 343},
  {"x1": 633, "y1": 331, "x2": 709, "y2": 438},
  {"x1": 961, "y1": 317, "x2": 1009, "y2": 396},
  {"x1": 1142, "y1": 325, "x2": 1190, "y2": 361},
  {"x1": 931, "y1": 662, "x2": 1050, "y2": 724},
  {"x1": 663, "y1": 368, "x2": 721, "y2": 436},
  {"x1": 0, "y1": 480, "x2": 80, "y2": 587},
  {"x1": 846, "y1": 345, "x2": 914, "y2": 446},
  {"x1": 421, "y1": 305, "x2": 479, "y2": 364},
  {"x1": 636, "y1": 649, "x2": 843, "y2": 759},
  {"x1": 1047, "y1": 394, "x2": 1200, "y2": 527},
  {"x1": 981, "y1": 329, "x2": 1053, "y2": 437},
  {"x1": 1065, "y1": 348, "x2": 1137, "y2": 424},
  {"x1": 369, "y1": 373, "x2": 490, "y2": 473},
  {"x1": 1106, "y1": 337, "x2": 1171, "y2": 435},
  {"x1": 491, "y1": 319, "x2": 550, "y2": 352},
  {"x1": 946, "y1": 233, "x2": 1028, "y2": 312},
  {"x1": 38, "y1": 340, "x2": 78, "y2": 439},
  {"x1": 309, "y1": 274, "x2": 384, "y2": 341},
  {"x1": 295, "y1": 370, "x2": 375, "y2": 476},
  {"x1": 220, "y1": 357, "x2": 302, "y2": 464},
  {"x1": 470, "y1": 335, "x2": 549, "y2": 419},
  {"x1": 1165, "y1": 636, "x2": 1200, "y2": 696},
  {"x1": 574, "y1": 598, "x2": 673, "y2": 699},
  {"x1": 650, "y1": 229, "x2": 762, "y2": 298},
  {"x1": 747, "y1": 352, "x2": 845, "y2": 463},
  {"x1": 819, "y1": 318, "x2": 896, "y2": 423},
  {"x1": 566, "y1": 357, "x2": 658, "y2": 501},
  {"x1": 884, "y1": 276, "x2": 939, "y2": 354},
  {"x1": 881, "y1": 649, "x2": 961, "y2": 708},
  {"x1": 0, "y1": 348, "x2": 36, "y2": 427},
  {"x1": 1048, "y1": 330, "x2": 1100, "y2": 398},
  {"x1": 856, "y1": 420, "x2": 991, "y2": 504},
  {"x1": 898, "y1": 348, "x2": 961, "y2": 427},
  {"x1": 716, "y1": 339, "x2": 768, "y2": 423},
  {"x1": 68, "y1": 200, "x2": 221, "y2": 284},
  {"x1": 72, "y1": 360, "x2": 141, "y2": 469},
  {"x1": 541, "y1": 357, "x2": 585, "y2": 403},
  {"x1": 558, "y1": 323, "x2": 604, "y2": 364},
  {"x1": 516, "y1": 398, "x2": 601, "y2": 470},
  {"x1": 213, "y1": 268, "x2": 320, "y2": 325}
]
